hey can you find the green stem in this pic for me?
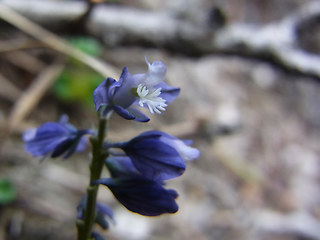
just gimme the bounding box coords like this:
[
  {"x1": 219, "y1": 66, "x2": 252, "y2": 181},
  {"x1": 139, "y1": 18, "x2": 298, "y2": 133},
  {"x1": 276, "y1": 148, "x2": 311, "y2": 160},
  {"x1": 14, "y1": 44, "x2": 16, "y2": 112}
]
[{"x1": 77, "y1": 117, "x2": 108, "y2": 240}]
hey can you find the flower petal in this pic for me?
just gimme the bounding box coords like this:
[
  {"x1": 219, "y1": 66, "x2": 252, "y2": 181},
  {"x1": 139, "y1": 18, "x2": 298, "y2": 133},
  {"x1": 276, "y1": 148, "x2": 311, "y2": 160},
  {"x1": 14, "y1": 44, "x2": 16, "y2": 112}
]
[
  {"x1": 112, "y1": 105, "x2": 150, "y2": 122},
  {"x1": 23, "y1": 118, "x2": 93, "y2": 159},
  {"x1": 93, "y1": 77, "x2": 117, "y2": 112},
  {"x1": 113, "y1": 67, "x2": 129, "y2": 93},
  {"x1": 75, "y1": 135, "x2": 89, "y2": 152},
  {"x1": 93, "y1": 177, "x2": 179, "y2": 216},
  {"x1": 155, "y1": 82, "x2": 180, "y2": 104},
  {"x1": 95, "y1": 202, "x2": 116, "y2": 229},
  {"x1": 123, "y1": 135, "x2": 186, "y2": 181},
  {"x1": 112, "y1": 105, "x2": 136, "y2": 120},
  {"x1": 145, "y1": 58, "x2": 167, "y2": 86},
  {"x1": 51, "y1": 137, "x2": 75, "y2": 158},
  {"x1": 96, "y1": 203, "x2": 115, "y2": 224},
  {"x1": 52, "y1": 133, "x2": 90, "y2": 158},
  {"x1": 126, "y1": 107, "x2": 150, "y2": 122},
  {"x1": 77, "y1": 196, "x2": 115, "y2": 228},
  {"x1": 112, "y1": 67, "x2": 137, "y2": 108},
  {"x1": 24, "y1": 122, "x2": 70, "y2": 157},
  {"x1": 169, "y1": 139, "x2": 200, "y2": 161},
  {"x1": 91, "y1": 232, "x2": 105, "y2": 240},
  {"x1": 139, "y1": 130, "x2": 200, "y2": 161},
  {"x1": 105, "y1": 156, "x2": 139, "y2": 177}
]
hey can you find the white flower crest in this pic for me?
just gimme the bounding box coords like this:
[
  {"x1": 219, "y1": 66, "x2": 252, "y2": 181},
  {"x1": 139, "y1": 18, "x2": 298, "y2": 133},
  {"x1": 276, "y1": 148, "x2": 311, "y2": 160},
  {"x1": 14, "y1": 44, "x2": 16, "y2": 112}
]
[{"x1": 137, "y1": 84, "x2": 167, "y2": 114}]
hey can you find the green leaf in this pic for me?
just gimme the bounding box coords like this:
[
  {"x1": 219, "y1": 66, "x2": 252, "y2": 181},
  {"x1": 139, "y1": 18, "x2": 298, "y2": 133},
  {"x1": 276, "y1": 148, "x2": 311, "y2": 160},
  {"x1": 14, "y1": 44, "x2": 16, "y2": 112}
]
[
  {"x1": 53, "y1": 67, "x2": 103, "y2": 105},
  {"x1": 52, "y1": 37, "x2": 104, "y2": 105},
  {"x1": 0, "y1": 179, "x2": 16, "y2": 205},
  {"x1": 68, "y1": 37, "x2": 101, "y2": 57}
]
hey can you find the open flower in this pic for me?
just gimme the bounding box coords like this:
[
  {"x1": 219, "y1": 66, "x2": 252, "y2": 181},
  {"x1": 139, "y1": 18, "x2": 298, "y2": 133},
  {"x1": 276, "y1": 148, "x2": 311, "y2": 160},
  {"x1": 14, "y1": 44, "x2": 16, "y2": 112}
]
[
  {"x1": 106, "y1": 131, "x2": 200, "y2": 181},
  {"x1": 22, "y1": 115, "x2": 94, "y2": 159},
  {"x1": 92, "y1": 176, "x2": 179, "y2": 216},
  {"x1": 93, "y1": 58, "x2": 180, "y2": 122}
]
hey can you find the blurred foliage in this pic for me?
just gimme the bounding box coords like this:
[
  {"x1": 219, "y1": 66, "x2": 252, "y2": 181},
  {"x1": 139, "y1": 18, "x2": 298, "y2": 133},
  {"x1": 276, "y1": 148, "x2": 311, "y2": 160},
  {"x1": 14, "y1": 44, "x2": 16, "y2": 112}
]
[
  {"x1": 68, "y1": 37, "x2": 101, "y2": 58},
  {"x1": 0, "y1": 178, "x2": 16, "y2": 205},
  {"x1": 53, "y1": 37, "x2": 104, "y2": 105}
]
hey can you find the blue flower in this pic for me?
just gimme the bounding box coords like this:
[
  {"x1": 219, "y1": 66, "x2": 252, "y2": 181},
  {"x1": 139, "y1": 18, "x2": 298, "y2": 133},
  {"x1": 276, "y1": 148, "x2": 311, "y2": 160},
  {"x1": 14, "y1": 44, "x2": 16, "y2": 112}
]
[
  {"x1": 108, "y1": 131, "x2": 200, "y2": 181},
  {"x1": 91, "y1": 232, "x2": 105, "y2": 240},
  {"x1": 77, "y1": 196, "x2": 115, "y2": 230},
  {"x1": 92, "y1": 176, "x2": 179, "y2": 216},
  {"x1": 93, "y1": 58, "x2": 180, "y2": 122},
  {"x1": 23, "y1": 115, "x2": 94, "y2": 159},
  {"x1": 105, "y1": 156, "x2": 140, "y2": 178}
]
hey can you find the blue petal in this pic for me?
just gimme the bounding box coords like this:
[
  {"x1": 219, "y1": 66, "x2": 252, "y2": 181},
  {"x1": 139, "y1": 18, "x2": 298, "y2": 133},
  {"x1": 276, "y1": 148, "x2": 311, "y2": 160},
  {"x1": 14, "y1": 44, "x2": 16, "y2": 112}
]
[
  {"x1": 138, "y1": 130, "x2": 169, "y2": 139},
  {"x1": 95, "y1": 213, "x2": 109, "y2": 230},
  {"x1": 91, "y1": 232, "x2": 105, "y2": 240},
  {"x1": 77, "y1": 196, "x2": 86, "y2": 219},
  {"x1": 112, "y1": 67, "x2": 137, "y2": 109},
  {"x1": 51, "y1": 137, "x2": 75, "y2": 158},
  {"x1": 113, "y1": 67, "x2": 129, "y2": 93},
  {"x1": 167, "y1": 189, "x2": 179, "y2": 199},
  {"x1": 123, "y1": 135, "x2": 186, "y2": 181},
  {"x1": 24, "y1": 122, "x2": 70, "y2": 157},
  {"x1": 112, "y1": 105, "x2": 150, "y2": 122},
  {"x1": 126, "y1": 107, "x2": 150, "y2": 122},
  {"x1": 93, "y1": 177, "x2": 179, "y2": 216},
  {"x1": 112, "y1": 105, "x2": 136, "y2": 120},
  {"x1": 61, "y1": 138, "x2": 83, "y2": 159},
  {"x1": 51, "y1": 133, "x2": 89, "y2": 158},
  {"x1": 95, "y1": 203, "x2": 115, "y2": 229},
  {"x1": 96, "y1": 202, "x2": 115, "y2": 224},
  {"x1": 23, "y1": 128, "x2": 36, "y2": 141},
  {"x1": 137, "y1": 131, "x2": 200, "y2": 161},
  {"x1": 106, "y1": 156, "x2": 139, "y2": 177},
  {"x1": 75, "y1": 135, "x2": 89, "y2": 152},
  {"x1": 155, "y1": 82, "x2": 180, "y2": 104},
  {"x1": 183, "y1": 139, "x2": 193, "y2": 145},
  {"x1": 23, "y1": 120, "x2": 93, "y2": 159},
  {"x1": 77, "y1": 196, "x2": 115, "y2": 227},
  {"x1": 58, "y1": 114, "x2": 69, "y2": 124},
  {"x1": 93, "y1": 78, "x2": 117, "y2": 112}
]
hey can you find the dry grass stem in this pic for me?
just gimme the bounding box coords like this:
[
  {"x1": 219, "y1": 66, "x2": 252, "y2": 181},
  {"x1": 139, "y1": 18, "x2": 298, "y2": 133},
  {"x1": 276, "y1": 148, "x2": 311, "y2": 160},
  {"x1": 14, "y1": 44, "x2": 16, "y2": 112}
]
[{"x1": 0, "y1": 3, "x2": 119, "y2": 78}]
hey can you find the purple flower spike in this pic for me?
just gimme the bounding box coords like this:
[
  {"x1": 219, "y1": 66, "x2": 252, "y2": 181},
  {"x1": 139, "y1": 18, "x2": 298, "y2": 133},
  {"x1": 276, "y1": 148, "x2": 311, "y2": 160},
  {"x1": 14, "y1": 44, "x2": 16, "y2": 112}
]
[
  {"x1": 93, "y1": 58, "x2": 180, "y2": 121},
  {"x1": 92, "y1": 177, "x2": 179, "y2": 216},
  {"x1": 23, "y1": 115, "x2": 94, "y2": 159},
  {"x1": 118, "y1": 131, "x2": 200, "y2": 181}
]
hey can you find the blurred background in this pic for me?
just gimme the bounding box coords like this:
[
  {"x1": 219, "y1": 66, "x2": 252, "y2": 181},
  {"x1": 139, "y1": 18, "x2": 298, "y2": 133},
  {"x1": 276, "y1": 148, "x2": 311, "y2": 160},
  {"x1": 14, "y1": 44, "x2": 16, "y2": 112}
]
[{"x1": 1, "y1": 0, "x2": 320, "y2": 239}]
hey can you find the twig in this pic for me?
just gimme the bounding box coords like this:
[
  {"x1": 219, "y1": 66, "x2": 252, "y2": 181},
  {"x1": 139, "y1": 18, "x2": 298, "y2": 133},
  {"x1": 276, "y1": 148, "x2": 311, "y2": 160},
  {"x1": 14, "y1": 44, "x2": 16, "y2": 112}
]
[
  {"x1": 1, "y1": 0, "x2": 209, "y2": 54},
  {"x1": 4, "y1": 51, "x2": 46, "y2": 74},
  {"x1": 0, "y1": 73, "x2": 22, "y2": 101},
  {"x1": 0, "y1": 39, "x2": 45, "y2": 53},
  {"x1": 7, "y1": 62, "x2": 65, "y2": 131},
  {"x1": 0, "y1": 3, "x2": 119, "y2": 78}
]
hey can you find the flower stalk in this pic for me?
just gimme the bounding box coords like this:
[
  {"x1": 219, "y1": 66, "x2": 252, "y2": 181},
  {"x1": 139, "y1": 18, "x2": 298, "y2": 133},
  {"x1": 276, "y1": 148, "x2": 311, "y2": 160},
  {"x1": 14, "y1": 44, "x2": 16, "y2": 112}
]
[
  {"x1": 22, "y1": 59, "x2": 200, "y2": 240},
  {"x1": 77, "y1": 117, "x2": 108, "y2": 240}
]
